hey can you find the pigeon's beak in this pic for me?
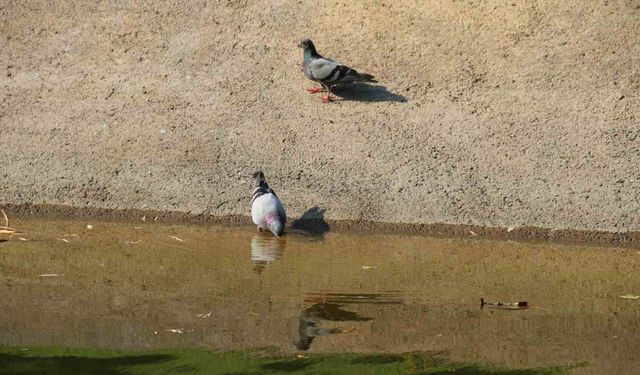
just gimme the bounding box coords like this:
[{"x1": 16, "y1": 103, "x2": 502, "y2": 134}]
[{"x1": 297, "y1": 42, "x2": 304, "y2": 48}]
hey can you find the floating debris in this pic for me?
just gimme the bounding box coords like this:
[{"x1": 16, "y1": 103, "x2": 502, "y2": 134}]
[
  {"x1": 164, "y1": 329, "x2": 184, "y2": 334},
  {"x1": 162, "y1": 328, "x2": 193, "y2": 334},
  {"x1": 361, "y1": 265, "x2": 379, "y2": 270},
  {"x1": 169, "y1": 235, "x2": 184, "y2": 242},
  {"x1": 0, "y1": 228, "x2": 17, "y2": 236},
  {"x1": 507, "y1": 227, "x2": 515, "y2": 232},
  {"x1": 295, "y1": 354, "x2": 308, "y2": 359},
  {"x1": 58, "y1": 238, "x2": 70, "y2": 243},
  {"x1": 0, "y1": 209, "x2": 22, "y2": 240},
  {"x1": 124, "y1": 240, "x2": 143, "y2": 244},
  {"x1": 196, "y1": 312, "x2": 212, "y2": 318},
  {"x1": 38, "y1": 274, "x2": 63, "y2": 277},
  {"x1": 134, "y1": 226, "x2": 143, "y2": 230},
  {"x1": 469, "y1": 230, "x2": 477, "y2": 236},
  {"x1": 481, "y1": 298, "x2": 529, "y2": 310},
  {"x1": 18, "y1": 237, "x2": 28, "y2": 241},
  {"x1": 86, "y1": 224, "x2": 94, "y2": 230},
  {"x1": 619, "y1": 295, "x2": 640, "y2": 300},
  {"x1": 154, "y1": 216, "x2": 159, "y2": 222}
]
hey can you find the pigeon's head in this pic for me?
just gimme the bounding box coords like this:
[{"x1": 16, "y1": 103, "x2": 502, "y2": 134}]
[
  {"x1": 268, "y1": 221, "x2": 284, "y2": 237},
  {"x1": 298, "y1": 38, "x2": 315, "y2": 51},
  {"x1": 252, "y1": 170, "x2": 266, "y2": 188},
  {"x1": 265, "y1": 214, "x2": 285, "y2": 237}
]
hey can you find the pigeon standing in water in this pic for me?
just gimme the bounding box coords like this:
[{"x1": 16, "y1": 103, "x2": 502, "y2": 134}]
[
  {"x1": 298, "y1": 38, "x2": 377, "y2": 103},
  {"x1": 251, "y1": 171, "x2": 286, "y2": 237}
]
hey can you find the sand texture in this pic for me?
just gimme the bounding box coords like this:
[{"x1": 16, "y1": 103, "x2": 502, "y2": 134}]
[{"x1": 1, "y1": 1, "x2": 639, "y2": 232}]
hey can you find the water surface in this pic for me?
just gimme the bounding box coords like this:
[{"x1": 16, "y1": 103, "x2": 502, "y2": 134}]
[{"x1": 1, "y1": 217, "x2": 639, "y2": 374}]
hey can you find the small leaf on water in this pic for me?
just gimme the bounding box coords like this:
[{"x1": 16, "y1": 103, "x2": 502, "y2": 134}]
[
  {"x1": 163, "y1": 329, "x2": 185, "y2": 334},
  {"x1": 619, "y1": 295, "x2": 640, "y2": 300}
]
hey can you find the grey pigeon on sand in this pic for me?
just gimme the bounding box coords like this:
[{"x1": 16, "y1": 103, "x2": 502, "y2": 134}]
[
  {"x1": 251, "y1": 171, "x2": 286, "y2": 237},
  {"x1": 299, "y1": 38, "x2": 377, "y2": 103}
]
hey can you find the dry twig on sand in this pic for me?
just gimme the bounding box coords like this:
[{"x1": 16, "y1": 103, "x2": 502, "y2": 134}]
[{"x1": 0, "y1": 209, "x2": 22, "y2": 240}]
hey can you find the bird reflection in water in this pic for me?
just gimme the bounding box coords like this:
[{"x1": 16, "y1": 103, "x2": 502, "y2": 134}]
[
  {"x1": 251, "y1": 234, "x2": 285, "y2": 274},
  {"x1": 295, "y1": 303, "x2": 372, "y2": 351},
  {"x1": 295, "y1": 292, "x2": 402, "y2": 351}
]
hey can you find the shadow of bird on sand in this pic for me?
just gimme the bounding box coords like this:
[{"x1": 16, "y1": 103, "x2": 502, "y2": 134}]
[
  {"x1": 332, "y1": 83, "x2": 407, "y2": 103},
  {"x1": 290, "y1": 206, "x2": 330, "y2": 240}
]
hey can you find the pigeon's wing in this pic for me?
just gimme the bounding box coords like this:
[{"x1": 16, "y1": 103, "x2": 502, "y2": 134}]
[
  {"x1": 308, "y1": 57, "x2": 340, "y2": 82},
  {"x1": 309, "y1": 58, "x2": 371, "y2": 84},
  {"x1": 268, "y1": 189, "x2": 286, "y2": 223}
]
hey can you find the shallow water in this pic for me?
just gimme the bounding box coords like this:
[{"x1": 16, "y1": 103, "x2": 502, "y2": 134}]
[{"x1": 1, "y1": 217, "x2": 639, "y2": 374}]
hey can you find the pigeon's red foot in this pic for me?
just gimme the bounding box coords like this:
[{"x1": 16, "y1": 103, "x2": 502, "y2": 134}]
[
  {"x1": 321, "y1": 94, "x2": 334, "y2": 103},
  {"x1": 307, "y1": 87, "x2": 324, "y2": 94}
]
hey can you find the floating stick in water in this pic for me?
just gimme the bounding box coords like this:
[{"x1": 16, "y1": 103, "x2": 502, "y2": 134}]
[
  {"x1": 480, "y1": 297, "x2": 529, "y2": 310},
  {"x1": 0, "y1": 209, "x2": 22, "y2": 240}
]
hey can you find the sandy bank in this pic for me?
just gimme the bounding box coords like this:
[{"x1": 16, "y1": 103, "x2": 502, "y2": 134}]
[{"x1": 1, "y1": 1, "x2": 639, "y2": 235}]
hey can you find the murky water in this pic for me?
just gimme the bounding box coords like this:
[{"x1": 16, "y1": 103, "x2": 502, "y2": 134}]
[{"x1": 1, "y1": 217, "x2": 639, "y2": 374}]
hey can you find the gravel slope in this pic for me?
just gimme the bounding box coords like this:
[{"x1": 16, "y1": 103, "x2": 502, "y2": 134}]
[{"x1": 1, "y1": 0, "x2": 639, "y2": 232}]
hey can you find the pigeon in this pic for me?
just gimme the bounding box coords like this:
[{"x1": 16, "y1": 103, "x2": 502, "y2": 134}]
[
  {"x1": 251, "y1": 170, "x2": 286, "y2": 237},
  {"x1": 298, "y1": 38, "x2": 377, "y2": 103}
]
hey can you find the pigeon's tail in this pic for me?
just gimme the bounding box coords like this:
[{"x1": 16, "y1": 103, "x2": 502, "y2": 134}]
[
  {"x1": 357, "y1": 72, "x2": 377, "y2": 83},
  {"x1": 252, "y1": 170, "x2": 268, "y2": 189}
]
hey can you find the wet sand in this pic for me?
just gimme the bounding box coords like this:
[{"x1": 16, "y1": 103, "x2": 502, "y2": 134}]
[{"x1": 4, "y1": 203, "x2": 640, "y2": 247}]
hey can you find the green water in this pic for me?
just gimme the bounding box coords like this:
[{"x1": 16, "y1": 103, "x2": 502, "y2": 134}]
[
  {"x1": 1, "y1": 217, "x2": 638, "y2": 374},
  {"x1": 0, "y1": 346, "x2": 569, "y2": 374}
]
